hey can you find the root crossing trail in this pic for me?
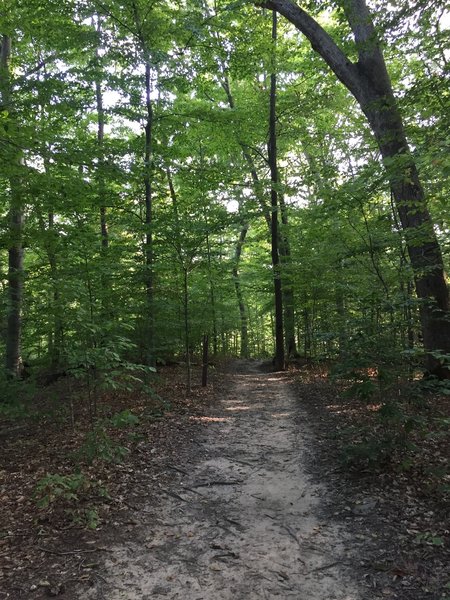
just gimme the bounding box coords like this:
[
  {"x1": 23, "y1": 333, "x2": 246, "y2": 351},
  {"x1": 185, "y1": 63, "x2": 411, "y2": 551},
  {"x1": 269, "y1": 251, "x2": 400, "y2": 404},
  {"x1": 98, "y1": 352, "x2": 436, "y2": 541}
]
[{"x1": 86, "y1": 361, "x2": 362, "y2": 599}]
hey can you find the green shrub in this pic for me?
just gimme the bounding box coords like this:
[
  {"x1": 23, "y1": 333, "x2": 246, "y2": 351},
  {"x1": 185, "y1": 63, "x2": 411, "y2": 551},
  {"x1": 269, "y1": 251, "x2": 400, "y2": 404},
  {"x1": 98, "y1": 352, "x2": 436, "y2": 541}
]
[
  {"x1": 34, "y1": 472, "x2": 91, "y2": 509},
  {"x1": 109, "y1": 409, "x2": 140, "y2": 428},
  {"x1": 34, "y1": 472, "x2": 108, "y2": 529},
  {"x1": 69, "y1": 507, "x2": 101, "y2": 530},
  {"x1": 76, "y1": 426, "x2": 129, "y2": 464}
]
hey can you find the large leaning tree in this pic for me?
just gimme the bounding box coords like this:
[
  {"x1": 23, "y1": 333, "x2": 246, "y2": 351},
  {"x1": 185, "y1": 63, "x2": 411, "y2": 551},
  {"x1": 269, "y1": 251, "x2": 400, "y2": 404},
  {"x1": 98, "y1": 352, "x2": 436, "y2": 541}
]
[{"x1": 258, "y1": 0, "x2": 450, "y2": 375}]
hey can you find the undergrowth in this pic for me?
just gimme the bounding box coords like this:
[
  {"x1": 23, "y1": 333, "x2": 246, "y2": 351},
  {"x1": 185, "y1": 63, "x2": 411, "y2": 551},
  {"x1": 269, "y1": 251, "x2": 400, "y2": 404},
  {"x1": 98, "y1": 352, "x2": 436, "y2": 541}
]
[{"x1": 328, "y1": 359, "x2": 450, "y2": 497}]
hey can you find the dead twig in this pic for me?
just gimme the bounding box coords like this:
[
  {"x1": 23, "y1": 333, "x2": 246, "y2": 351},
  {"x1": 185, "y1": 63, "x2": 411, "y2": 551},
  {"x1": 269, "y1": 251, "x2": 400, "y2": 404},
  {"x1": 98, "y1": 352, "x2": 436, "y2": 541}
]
[
  {"x1": 224, "y1": 516, "x2": 244, "y2": 530},
  {"x1": 192, "y1": 479, "x2": 243, "y2": 488},
  {"x1": 281, "y1": 524, "x2": 300, "y2": 544},
  {"x1": 158, "y1": 487, "x2": 187, "y2": 502},
  {"x1": 166, "y1": 464, "x2": 189, "y2": 476},
  {"x1": 180, "y1": 485, "x2": 206, "y2": 497},
  {"x1": 280, "y1": 525, "x2": 306, "y2": 565},
  {"x1": 37, "y1": 546, "x2": 108, "y2": 556},
  {"x1": 307, "y1": 560, "x2": 343, "y2": 574}
]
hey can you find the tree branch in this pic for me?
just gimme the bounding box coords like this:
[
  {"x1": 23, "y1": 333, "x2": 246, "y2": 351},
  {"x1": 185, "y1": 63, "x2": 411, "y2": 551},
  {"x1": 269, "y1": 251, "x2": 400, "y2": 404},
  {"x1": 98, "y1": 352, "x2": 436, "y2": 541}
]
[
  {"x1": 14, "y1": 54, "x2": 59, "y2": 86},
  {"x1": 259, "y1": 0, "x2": 364, "y2": 102}
]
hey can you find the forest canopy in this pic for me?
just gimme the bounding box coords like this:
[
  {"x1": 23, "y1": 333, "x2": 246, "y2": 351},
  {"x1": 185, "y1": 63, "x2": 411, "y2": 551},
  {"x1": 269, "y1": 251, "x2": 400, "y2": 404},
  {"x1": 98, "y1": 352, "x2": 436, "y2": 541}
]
[{"x1": 1, "y1": 0, "x2": 449, "y2": 381}]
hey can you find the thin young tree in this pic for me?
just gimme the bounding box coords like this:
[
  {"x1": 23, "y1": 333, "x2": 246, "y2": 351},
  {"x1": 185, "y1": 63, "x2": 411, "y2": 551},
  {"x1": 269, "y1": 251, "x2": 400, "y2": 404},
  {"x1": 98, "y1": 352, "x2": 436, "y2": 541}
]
[
  {"x1": 268, "y1": 12, "x2": 285, "y2": 370},
  {"x1": 1, "y1": 35, "x2": 25, "y2": 377}
]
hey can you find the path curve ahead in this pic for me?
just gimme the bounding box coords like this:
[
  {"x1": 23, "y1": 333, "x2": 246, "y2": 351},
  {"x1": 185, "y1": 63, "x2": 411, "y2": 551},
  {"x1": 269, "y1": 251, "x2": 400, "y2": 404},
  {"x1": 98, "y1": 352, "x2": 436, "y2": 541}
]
[{"x1": 86, "y1": 360, "x2": 362, "y2": 599}]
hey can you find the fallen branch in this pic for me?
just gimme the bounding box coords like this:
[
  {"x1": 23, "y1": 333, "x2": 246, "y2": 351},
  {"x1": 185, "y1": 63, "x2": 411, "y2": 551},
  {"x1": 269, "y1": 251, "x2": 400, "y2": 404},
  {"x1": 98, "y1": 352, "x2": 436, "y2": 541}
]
[
  {"x1": 180, "y1": 485, "x2": 206, "y2": 497},
  {"x1": 280, "y1": 525, "x2": 306, "y2": 564},
  {"x1": 281, "y1": 524, "x2": 300, "y2": 544},
  {"x1": 158, "y1": 488, "x2": 187, "y2": 502},
  {"x1": 307, "y1": 560, "x2": 343, "y2": 574},
  {"x1": 166, "y1": 464, "x2": 189, "y2": 476},
  {"x1": 193, "y1": 479, "x2": 243, "y2": 488},
  {"x1": 37, "y1": 547, "x2": 108, "y2": 556},
  {"x1": 224, "y1": 516, "x2": 243, "y2": 529}
]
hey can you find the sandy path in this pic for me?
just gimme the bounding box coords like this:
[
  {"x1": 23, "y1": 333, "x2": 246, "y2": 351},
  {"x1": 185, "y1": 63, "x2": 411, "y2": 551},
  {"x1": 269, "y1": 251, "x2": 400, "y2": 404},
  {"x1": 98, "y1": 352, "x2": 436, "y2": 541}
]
[{"x1": 86, "y1": 361, "x2": 362, "y2": 599}]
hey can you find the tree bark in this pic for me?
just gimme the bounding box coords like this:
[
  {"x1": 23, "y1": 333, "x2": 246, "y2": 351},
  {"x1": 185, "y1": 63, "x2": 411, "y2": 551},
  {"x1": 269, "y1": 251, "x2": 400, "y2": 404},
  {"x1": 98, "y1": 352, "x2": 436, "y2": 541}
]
[
  {"x1": 94, "y1": 17, "x2": 108, "y2": 253},
  {"x1": 232, "y1": 221, "x2": 250, "y2": 358},
  {"x1": 278, "y1": 190, "x2": 297, "y2": 356},
  {"x1": 204, "y1": 212, "x2": 219, "y2": 355},
  {"x1": 202, "y1": 334, "x2": 209, "y2": 387},
  {"x1": 94, "y1": 17, "x2": 110, "y2": 324},
  {"x1": 6, "y1": 205, "x2": 24, "y2": 377},
  {"x1": 1, "y1": 35, "x2": 25, "y2": 378},
  {"x1": 183, "y1": 267, "x2": 192, "y2": 393},
  {"x1": 132, "y1": 1, "x2": 155, "y2": 365},
  {"x1": 268, "y1": 12, "x2": 285, "y2": 371},
  {"x1": 262, "y1": 0, "x2": 450, "y2": 375},
  {"x1": 143, "y1": 60, "x2": 154, "y2": 363},
  {"x1": 36, "y1": 167, "x2": 64, "y2": 374}
]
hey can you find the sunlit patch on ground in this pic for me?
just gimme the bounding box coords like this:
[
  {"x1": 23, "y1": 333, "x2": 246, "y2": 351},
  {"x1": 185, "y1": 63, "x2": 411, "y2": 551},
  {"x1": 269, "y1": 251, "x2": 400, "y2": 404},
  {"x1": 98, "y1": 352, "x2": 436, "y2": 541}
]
[{"x1": 325, "y1": 404, "x2": 359, "y2": 415}]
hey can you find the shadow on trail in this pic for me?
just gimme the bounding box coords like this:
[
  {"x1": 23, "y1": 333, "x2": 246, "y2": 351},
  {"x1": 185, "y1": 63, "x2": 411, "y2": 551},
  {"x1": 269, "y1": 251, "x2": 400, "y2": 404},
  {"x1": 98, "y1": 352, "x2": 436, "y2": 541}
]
[{"x1": 83, "y1": 359, "x2": 363, "y2": 600}]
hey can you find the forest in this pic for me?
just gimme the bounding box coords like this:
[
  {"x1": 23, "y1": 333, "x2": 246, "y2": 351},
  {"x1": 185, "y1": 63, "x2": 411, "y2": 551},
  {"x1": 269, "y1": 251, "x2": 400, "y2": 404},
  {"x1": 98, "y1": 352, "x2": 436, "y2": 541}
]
[
  {"x1": 1, "y1": 0, "x2": 449, "y2": 382},
  {"x1": 0, "y1": 0, "x2": 449, "y2": 597}
]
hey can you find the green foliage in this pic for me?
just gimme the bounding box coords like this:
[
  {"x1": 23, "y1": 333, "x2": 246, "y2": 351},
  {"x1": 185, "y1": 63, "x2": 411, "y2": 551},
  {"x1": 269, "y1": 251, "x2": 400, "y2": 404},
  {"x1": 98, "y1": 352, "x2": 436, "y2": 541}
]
[
  {"x1": 0, "y1": 378, "x2": 36, "y2": 419},
  {"x1": 76, "y1": 426, "x2": 129, "y2": 465},
  {"x1": 1, "y1": 0, "x2": 449, "y2": 493},
  {"x1": 109, "y1": 409, "x2": 140, "y2": 428},
  {"x1": 69, "y1": 507, "x2": 101, "y2": 530},
  {"x1": 414, "y1": 531, "x2": 445, "y2": 547},
  {"x1": 142, "y1": 395, "x2": 171, "y2": 420},
  {"x1": 419, "y1": 375, "x2": 450, "y2": 397},
  {"x1": 341, "y1": 434, "x2": 398, "y2": 469},
  {"x1": 344, "y1": 377, "x2": 378, "y2": 401},
  {"x1": 67, "y1": 332, "x2": 156, "y2": 392},
  {"x1": 34, "y1": 472, "x2": 108, "y2": 529},
  {"x1": 0, "y1": 397, "x2": 30, "y2": 420},
  {"x1": 34, "y1": 472, "x2": 91, "y2": 509}
]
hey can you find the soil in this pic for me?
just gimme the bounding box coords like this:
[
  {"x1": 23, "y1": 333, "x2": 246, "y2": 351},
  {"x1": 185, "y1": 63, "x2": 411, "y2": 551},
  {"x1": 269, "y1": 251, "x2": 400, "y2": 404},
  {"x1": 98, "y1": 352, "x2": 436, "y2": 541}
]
[
  {"x1": 82, "y1": 359, "x2": 362, "y2": 599},
  {"x1": 1, "y1": 359, "x2": 448, "y2": 599}
]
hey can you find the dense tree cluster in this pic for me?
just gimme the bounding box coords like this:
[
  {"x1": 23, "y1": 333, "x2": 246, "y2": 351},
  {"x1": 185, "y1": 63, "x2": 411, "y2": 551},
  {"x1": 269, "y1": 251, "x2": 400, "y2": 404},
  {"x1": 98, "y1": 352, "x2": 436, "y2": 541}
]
[{"x1": 1, "y1": 0, "x2": 449, "y2": 381}]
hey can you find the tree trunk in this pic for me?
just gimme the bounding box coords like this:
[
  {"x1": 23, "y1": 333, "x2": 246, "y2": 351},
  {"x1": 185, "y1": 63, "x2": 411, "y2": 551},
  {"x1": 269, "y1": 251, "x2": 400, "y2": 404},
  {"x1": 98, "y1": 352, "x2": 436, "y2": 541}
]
[
  {"x1": 6, "y1": 206, "x2": 24, "y2": 377},
  {"x1": 47, "y1": 210, "x2": 63, "y2": 372},
  {"x1": 232, "y1": 222, "x2": 250, "y2": 358},
  {"x1": 94, "y1": 17, "x2": 110, "y2": 324},
  {"x1": 202, "y1": 334, "x2": 209, "y2": 387},
  {"x1": 36, "y1": 176, "x2": 63, "y2": 374},
  {"x1": 143, "y1": 60, "x2": 154, "y2": 364},
  {"x1": 263, "y1": 0, "x2": 450, "y2": 375},
  {"x1": 167, "y1": 169, "x2": 194, "y2": 388},
  {"x1": 183, "y1": 268, "x2": 192, "y2": 393},
  {"x1": 1, "y1": 35, "x2": 25, "y2": 378},
  {"x1": 278, "y1": 191, "x2": 297, "y2": 356},
  {"x1": 132, "y1": 1, "x2": 154, "y2": 365},
  {"x1": 268, "y1": 12, "x2": 285, "y2": 371},
  {"x1": 204, "y1": 216, "x2": 218, "y2": 356},
  {"x1": 95, "y1": 17, "x2": 108, "y2": 254}
]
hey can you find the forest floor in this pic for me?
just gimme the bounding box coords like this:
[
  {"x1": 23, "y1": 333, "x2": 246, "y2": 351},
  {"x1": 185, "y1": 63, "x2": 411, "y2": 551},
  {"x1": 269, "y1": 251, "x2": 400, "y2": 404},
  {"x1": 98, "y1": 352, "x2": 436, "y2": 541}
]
[{"x1": 0, "y1": 359, "x2": 448, "y2": 599}]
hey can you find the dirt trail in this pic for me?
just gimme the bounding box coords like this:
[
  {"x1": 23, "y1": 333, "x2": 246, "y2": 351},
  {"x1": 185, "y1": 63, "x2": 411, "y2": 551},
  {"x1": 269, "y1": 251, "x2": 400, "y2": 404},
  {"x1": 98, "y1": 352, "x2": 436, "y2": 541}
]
[{"x1": 85, "y1": 360, "x2": 362, "y2": 599}]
